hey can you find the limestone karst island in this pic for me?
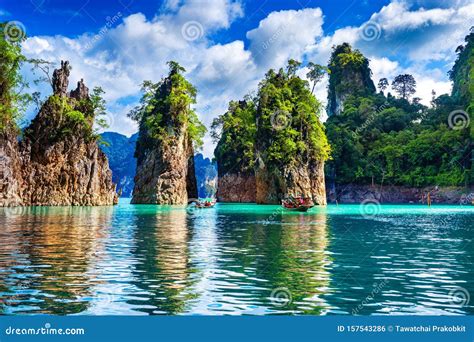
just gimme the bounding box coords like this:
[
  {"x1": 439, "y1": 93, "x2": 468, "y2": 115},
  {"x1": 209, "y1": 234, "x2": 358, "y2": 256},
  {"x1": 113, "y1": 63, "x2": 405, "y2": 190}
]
[{"x1": 0, "y1": 0, "x2": 473, "y2": 321}]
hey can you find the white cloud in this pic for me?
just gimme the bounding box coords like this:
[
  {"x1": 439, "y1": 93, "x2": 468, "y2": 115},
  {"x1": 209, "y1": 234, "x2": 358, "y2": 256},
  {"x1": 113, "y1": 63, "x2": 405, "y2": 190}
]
[
  {"x1": 369, "y1": 57, "x2": 400, "y2": 85},
  {"x1": 247, "y1": 8, "x2": 324, "y2": 70},
  {"x1": 19, "y1": 0, "x2": 470, "y2": 157},
  {"x1": 21, "y1": 4, "x2": 328, "y2": 157}
]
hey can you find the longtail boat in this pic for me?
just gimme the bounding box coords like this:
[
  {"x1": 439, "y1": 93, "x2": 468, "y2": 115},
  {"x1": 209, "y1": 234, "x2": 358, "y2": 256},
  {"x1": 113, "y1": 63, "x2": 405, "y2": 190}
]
[{"x1": 281, "y1": 197, "x2": 314, "y2": 212}]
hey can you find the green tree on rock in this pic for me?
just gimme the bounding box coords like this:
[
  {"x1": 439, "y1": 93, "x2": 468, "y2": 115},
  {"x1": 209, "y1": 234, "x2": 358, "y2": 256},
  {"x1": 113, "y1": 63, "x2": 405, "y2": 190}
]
[
  {"x1": 129, "y1": 61, "x2": 206, "y2": 159},
  {"x1": 391, "y1": 74, "x2": 416, "y2": 100},
  {"x1": 0, "y1": 22, "x2": 30, "y2": 132}
]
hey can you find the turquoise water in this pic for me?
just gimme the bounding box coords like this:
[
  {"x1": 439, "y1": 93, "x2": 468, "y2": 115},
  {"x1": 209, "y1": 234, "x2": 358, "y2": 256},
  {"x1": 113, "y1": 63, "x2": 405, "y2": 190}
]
[{"x1": 0, "y1": 200, "x2": 473, "y2": 316}]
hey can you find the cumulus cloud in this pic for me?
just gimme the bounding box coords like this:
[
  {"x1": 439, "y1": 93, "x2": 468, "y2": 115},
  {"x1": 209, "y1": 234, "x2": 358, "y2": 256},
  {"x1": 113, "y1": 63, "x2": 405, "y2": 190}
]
[
  {"x1": 369, "y1": 57, "x2": 451, "y2": 105},
  {"x1": 247, "y1": 8, "x2": 324, "y2": 70},
  {"x1": 18, "y1": 0, "x2": 471, "y2": 156},
  {"x1": 21, "y1": 4, "x2": 327, "y2": 157}
]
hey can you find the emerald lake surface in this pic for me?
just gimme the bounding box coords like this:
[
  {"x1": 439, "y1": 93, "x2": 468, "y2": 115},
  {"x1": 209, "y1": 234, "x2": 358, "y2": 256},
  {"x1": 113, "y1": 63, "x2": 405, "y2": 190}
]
[{"x1": 0, "y1": 201, "x2": 473, "y2": 316}]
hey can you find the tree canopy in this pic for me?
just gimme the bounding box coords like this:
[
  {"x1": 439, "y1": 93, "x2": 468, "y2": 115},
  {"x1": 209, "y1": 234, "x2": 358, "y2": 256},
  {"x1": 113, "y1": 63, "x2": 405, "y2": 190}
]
[
  {"x1": 325, "y1": 30, "x2": 473, "y2": 187},
  {"x1": 0, "y1": 22, "x2": 30, "y2": 132},
  {"x1": 129, "y1": 61, "x2": 206, "y2": 153}
]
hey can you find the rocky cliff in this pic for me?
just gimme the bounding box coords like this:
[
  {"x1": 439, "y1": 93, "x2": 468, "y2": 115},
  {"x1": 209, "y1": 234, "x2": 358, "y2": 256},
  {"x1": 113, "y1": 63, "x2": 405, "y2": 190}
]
[
  {"x1": 254, "y1": 63, "x2": 330, "y2": 204},
  {"x1": 255, "y1": 157, "x2": 326, "y2": 205},
  {"x1": 213, "y1": 99, "x2": 257, "y2": 202},
  {"x1": 1, "y1": 61, "x2": 117, "y2": 207},
  {"x1": 131, "y1": 62, "x2": 203, "y2": 204},
  {"x1": 328, "y1": 184, "x2": 474, "y2": 204},
  {"x1": 327, "y1": 43, "x2": 376, "y2": 116},
  {"x1": 213, "y1": 64, "x2": 329, "y2": 204},
  {"x1": 0, "y1": 130, "x2": 23, "y2": 206},
  {"x1": 217, "y1": 173, "x2": 256, "y2": 202}
]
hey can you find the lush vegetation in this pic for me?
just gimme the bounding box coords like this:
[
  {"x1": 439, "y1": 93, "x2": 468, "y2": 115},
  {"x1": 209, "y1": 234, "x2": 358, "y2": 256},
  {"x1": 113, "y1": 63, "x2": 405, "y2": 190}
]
[
  {"x1": 211, "y1": 96, "x2": 256, "y2": 175},
  {"x1": 325, "y1": 33, "x2": 473, "y2": 188},
  {"x1": 327, "y1": 43, "x2": 376, "y2": 116},
  {"x1": 129, "y1": 61, "x2": 206, "y2": 152},
  {"x1": 1, "y1": 21, "x2": 110, "y2": 141},
  {"x1": 256, "y1": 60, "x2": 330, "y2": 167},
  {"x1": 212, "y1": 60, "x2": 330, "y2": 176},
  {"x1": 0, "y1": 22, "x2": 30, "y2": 132}
]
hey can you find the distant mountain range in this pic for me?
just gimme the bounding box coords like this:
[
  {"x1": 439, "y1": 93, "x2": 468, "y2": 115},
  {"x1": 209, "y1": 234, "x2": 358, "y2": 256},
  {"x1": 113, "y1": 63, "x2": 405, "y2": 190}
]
[
  {"x1": 100, "y1": 132, "x2": 217, "y2": 198},
  {"x1": 100, "y1": 132, "x2": 138, "y2": 197}
]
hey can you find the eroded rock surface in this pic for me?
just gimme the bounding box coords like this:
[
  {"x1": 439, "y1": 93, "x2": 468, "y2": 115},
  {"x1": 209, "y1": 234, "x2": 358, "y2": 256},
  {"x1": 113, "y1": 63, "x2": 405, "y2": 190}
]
[{"x1": 1, "y1": 61, "x2": 117, "y2": 207}]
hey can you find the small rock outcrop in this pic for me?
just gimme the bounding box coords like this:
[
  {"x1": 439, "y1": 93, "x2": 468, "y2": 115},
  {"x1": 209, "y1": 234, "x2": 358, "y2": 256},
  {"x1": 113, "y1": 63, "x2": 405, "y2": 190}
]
[
  {"x1": 131, "y1": 62, "x2": 203, "y2": 204},
  {"x1": 52, "y1": 60, "x2": 70, "y2": 97},
  {"x1": 329, "y1": 184, "x2": 474, "y2": 204},
  {"x1": 1, "y1": 61, "x2": 117, "y2": 207},
  {"x1": 327, "y1": 43, "x2": 376, "y2": 116}
]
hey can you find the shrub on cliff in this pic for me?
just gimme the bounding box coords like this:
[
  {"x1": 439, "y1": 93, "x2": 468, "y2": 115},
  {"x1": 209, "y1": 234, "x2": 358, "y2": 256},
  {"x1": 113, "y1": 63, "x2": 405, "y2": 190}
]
[
  {"x1": 211, "y1": 97, "x2": 257, "y2": 175},
  {"x1": 128, "y1": 61, "x2": 206, "y2": 157},
  {"x1": 0, "y1": 22, "x2": 30, "y2": 132},
  {"x1": 256, "y1": 60, "x2": 330, "y2": 168}
]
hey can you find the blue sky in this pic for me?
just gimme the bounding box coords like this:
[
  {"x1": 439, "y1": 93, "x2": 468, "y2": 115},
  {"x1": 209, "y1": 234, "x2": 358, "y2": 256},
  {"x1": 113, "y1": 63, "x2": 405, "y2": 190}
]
[{"x1": 1, "y1": 0, "x2": 473, "y2": 156}]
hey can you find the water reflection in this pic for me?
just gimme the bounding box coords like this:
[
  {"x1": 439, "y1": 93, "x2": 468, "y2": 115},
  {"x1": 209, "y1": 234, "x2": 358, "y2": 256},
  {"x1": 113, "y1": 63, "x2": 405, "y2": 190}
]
[
  {"x1": 129, "y1": 208, "x2": 197, "y2": 314},
  {"x1": 0, "y1": 204, "x2": 473, "y2": 315},
  {"x1": 0, "y1": 206, "x2": 113, "y2": 314}
]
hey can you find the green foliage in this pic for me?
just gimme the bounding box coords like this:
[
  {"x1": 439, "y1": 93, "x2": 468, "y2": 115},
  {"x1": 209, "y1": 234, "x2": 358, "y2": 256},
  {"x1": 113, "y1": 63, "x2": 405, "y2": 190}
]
[
  {"x1": 306, "y1": 62, "x2": 329, "y2": 94},
  {"x1": 213, "y1": 60, "x2": 330, "y2": 176},
  {"x1": 212, "y1": 97, "x2": 257, "y2": 175},
  {"x1": 89, "y1": 86, "x2": 110, "y2": 133},
  {"x1": 450, "y1": 27, "x2": 474, "y2": 109},
  {"x1": 256, "y1": 61, "x2": 330, "y2": 167},
  {"x1": 0, "y1": 22, "x2": 30, "y2": 132},
  {"x1": 327, "y1": 43, "x2": 376, "y2": 116},
  {"x1": 129, "y1": 61, "x2": 206, "y2": 151},
  {"x1": 326, "y1": 59, "x2": 472, "y2": 187},
  {"x1": 326, "y1": 91, "x2": 471, "y2": 186},
  {"x1": 377, "y1": 78, "x2": 389, "y2": 92},
  {"x1": 30, "y1": 94, "x2": 95, "y2": 141},
  {"x1": 391, "y1": 74, "x2": 417, "y2": 100}
]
